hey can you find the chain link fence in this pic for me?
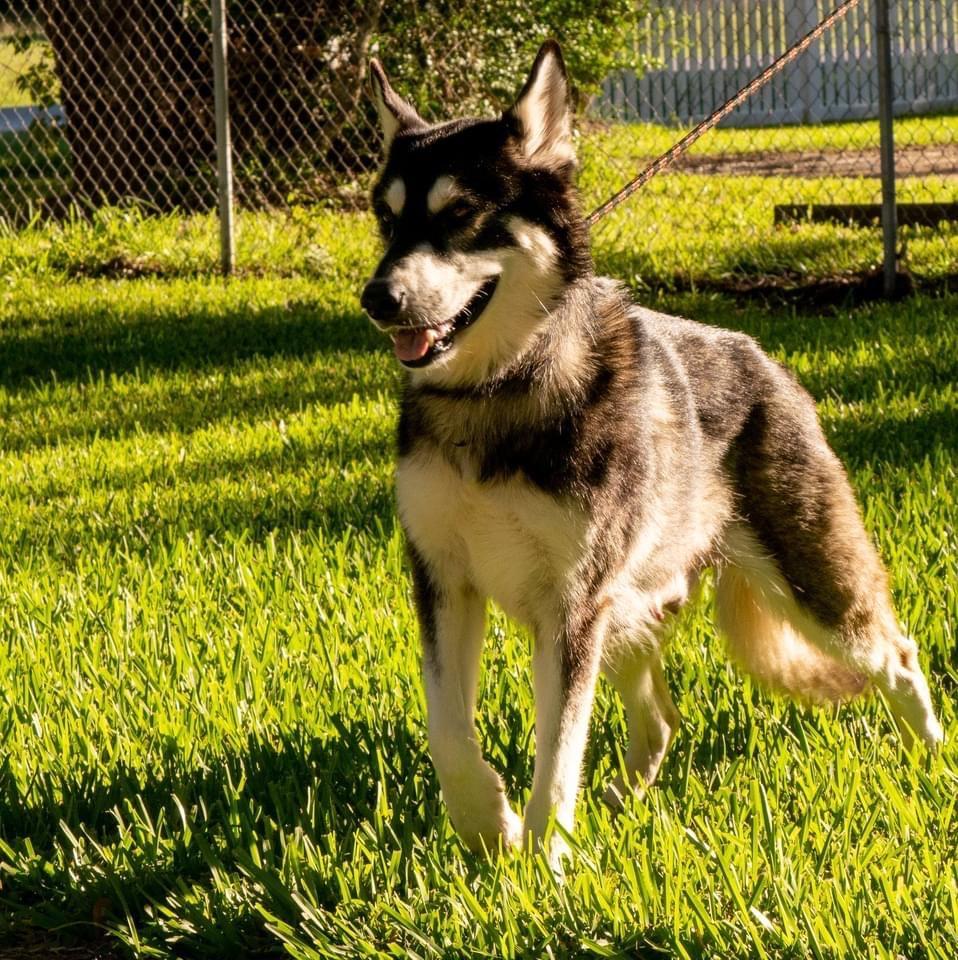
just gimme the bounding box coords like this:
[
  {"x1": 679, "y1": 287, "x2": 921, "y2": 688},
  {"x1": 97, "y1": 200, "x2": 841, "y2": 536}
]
[
  {"x1": 0, "y1": 1, "x2": 955, "y2": 286},
  {"x1": 585, "y1": 0, "x2": 957, "y2": 289}
]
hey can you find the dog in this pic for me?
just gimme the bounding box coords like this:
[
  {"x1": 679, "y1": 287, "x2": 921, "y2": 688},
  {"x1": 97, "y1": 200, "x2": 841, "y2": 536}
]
[{"x1": 360, "y1": 41, "x2": 943, "y2": 860}]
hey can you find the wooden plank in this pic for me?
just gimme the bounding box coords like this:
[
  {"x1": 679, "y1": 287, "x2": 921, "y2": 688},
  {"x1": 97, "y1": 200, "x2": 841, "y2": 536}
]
[
  {"x1": 940, "y1": 3, "x2": 958, "y2": 101},
  {"x1": 774, "y1": 203, "x2": 958, "y2": 227},
  {"x1": 724, "y1": 0, "x2": 741, "y2": 116},
  {"x1": 899, "y1": 0, "x2": 916, "y2": 105},
  {"x1": 856, "y1": 0, "x2": 871, "y2": 109},
  {"x1": 624, "y1": 67, "x2": 638, "y2": 123},
  {"x1": 754, "y1": 0, "x2": 771, "y2": 116},
  {"x1": 946, "y1": 5, "x2": 958, "y2": 103},
  {"x1": 690, "y1": 0, "x2": 705, "y2": 121},
  {"x1": 769, "y1": 0, "x2": 786, "y2": 115},
  {"x1": 662, "y1": 4, "x2": 677, "y2": 121},
  {"x1": 674, "y1": 0, "x2": 691, "y2": 120},
  {"x1": 921, "y1": 0, "x2": 938, "y2": 99},
  {"x1": 926, "y1": 0, "x2": 944, "y2": 101}
]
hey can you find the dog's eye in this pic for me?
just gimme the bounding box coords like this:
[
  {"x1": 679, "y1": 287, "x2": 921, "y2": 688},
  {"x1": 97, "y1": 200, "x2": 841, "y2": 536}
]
[
  {"x1": 446, "y1": 199, "x2": 476, "y2": 223},
  {"x1": 373, "y1": 202, "x2": 395, "y2": 239}
]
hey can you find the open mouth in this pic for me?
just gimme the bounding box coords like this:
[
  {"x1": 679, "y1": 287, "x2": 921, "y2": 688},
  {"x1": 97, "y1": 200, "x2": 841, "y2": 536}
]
[{"x1": 389, "y1": 277, "x2": 499, "y2": 368}]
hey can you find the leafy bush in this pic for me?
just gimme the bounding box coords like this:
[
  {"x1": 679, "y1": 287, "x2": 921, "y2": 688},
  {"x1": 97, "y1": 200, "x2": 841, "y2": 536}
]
[{"x1": 373, "y1": 0, "x2": 654, "y2": 117}]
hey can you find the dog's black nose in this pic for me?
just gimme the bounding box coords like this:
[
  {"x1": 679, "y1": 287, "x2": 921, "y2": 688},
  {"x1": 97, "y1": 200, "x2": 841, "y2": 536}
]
[{"x1": 361, "y1": 278, "x2": 406, "y2": 323}]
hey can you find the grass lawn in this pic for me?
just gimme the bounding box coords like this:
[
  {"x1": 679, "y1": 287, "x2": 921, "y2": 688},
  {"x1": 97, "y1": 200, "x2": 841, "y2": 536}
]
[
  {"x1": 577, "y1": 116, "x2": 958, "y2": 285},
  {"x1": 0, "y1": 204, "x2": 955, "y2": 958},
  {"x1": 587, "y1": 112, "x2": 958, "y2": 156},
  {"x1": 0, "y1": 105, "x2": 955, "y2": 255}
]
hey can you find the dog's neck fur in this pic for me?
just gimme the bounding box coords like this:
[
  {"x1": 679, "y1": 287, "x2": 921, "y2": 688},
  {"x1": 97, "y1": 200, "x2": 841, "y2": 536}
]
[{"x1": 400, "y1": 276, "x2": 637, "y2": 456}]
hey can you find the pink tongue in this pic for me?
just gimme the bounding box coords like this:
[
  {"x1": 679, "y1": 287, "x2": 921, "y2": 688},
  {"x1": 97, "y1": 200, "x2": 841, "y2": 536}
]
[{"x1": 392, "y1": 328, "x2": 434, "y2": 362}]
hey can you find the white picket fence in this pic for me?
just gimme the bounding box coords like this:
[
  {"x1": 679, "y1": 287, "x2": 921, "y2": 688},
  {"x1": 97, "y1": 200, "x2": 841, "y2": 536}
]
[{"x1": 597, "y1": 0, "x2": 958, "y2": 126}]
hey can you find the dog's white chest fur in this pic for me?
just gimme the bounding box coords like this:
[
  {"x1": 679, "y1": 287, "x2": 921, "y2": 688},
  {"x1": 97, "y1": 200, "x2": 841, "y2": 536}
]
[{"x1": 397, "y1": 450, "x2": 587, "y2": 621}]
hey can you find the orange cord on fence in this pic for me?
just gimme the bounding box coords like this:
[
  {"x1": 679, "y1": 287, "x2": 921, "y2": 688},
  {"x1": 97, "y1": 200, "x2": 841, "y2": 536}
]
[{"x1": 586, "y1": 0, "x2": 865, "y2": 228}]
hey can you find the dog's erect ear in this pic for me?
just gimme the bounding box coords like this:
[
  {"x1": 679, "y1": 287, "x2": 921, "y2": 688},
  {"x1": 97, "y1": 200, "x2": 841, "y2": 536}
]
[
  {"x1": 369, "y1": 59, "x2": 424, "y2": 151},
  {"x1": 505, "y1": 40, "x2": 574, "y2": 169}
]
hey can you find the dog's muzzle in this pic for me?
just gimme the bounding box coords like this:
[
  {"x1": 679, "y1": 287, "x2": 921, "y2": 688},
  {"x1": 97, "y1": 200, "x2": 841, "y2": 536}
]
[{"x1": 361, "y1": 276, "x2": 500, "y2": 368}]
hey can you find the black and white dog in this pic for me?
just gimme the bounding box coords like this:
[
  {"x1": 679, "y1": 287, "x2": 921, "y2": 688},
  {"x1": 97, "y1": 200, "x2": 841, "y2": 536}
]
[{"x1": 361, "y1": 42, "x2": 942, "y2": 860}]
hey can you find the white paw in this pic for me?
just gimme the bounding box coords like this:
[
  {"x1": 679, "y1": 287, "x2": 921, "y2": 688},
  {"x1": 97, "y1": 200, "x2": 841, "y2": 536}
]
[
  {"x1": 449, "y1": 798, "x2": 522, "y2": 853},
  {"x1": 602, "y1": 778, "x2": 626, "y2": 812},
  {"x1": 602, "y1": 774, "x2": 649, "y2": 812},
  {"x1": 521, "y1": 806, "x2": 574, "y2": 873},
  {"x1": 889, "y1": 689, "x2": 945, "y2": 751},
  {"x1": 544, "y1": 832, "x2": 571, "y2": 875},
  {"x1": 919, "y1": 712, "x2": 944, "y2": 750},
  {"x1": 500, "y1": 805, "x2": 524, "y2": 849}
]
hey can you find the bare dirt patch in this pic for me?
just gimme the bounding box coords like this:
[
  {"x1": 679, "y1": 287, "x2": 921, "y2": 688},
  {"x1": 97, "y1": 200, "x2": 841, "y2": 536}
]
[
  {"x1": 0, "y1": 930, "x2": 120, "y2": 960},
  {"x1": 666, "y1": 266, "x2": 958, "y2": 309},
  {"x1": 0, "y1": 946, "x2": 117, "y2": 960},
  {"x1": 672, "y1": 144, "x2": 958, "y2": 178}
]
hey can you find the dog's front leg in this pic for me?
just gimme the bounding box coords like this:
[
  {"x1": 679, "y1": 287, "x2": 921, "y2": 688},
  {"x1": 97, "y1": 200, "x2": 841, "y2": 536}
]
[
  {"x1": 411, "y1": 554, "x2": 522, "y2": 852},
  {"x1": 524, "y1": 601, "x2": 608, "y2": 862}
]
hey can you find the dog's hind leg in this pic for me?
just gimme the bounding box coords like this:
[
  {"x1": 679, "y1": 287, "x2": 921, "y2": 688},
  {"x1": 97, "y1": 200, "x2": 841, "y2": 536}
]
[
  {"x1": 411, "y1": 553, "x2": 522, "y2": 852},
  {"x1": 600, "y1": 645, "x2": 679, "y2": 809},
  {"x1": 722, "y1": 361, "x2": 943, "y2": 748},
  {"x1": 716, "y1": 523, "x2": 942, "y2": 747}
]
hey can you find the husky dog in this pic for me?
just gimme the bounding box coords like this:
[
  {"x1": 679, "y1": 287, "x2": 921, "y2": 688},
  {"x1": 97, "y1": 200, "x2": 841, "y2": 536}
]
[{"x1": 361, "y1": 42, "x2": 943, "y2": 858}]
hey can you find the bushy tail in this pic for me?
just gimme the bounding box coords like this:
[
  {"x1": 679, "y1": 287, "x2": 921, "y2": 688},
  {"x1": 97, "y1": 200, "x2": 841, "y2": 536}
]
[{"x1": 715, "y1": 562, "x2": 867, "y2": 704}]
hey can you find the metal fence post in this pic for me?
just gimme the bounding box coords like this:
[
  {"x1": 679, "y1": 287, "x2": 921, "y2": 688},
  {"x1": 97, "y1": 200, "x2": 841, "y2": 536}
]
[
  {"x1": 876, "y1": 0, "x2": 897, "y2": 296},
  {"x1": 211, "y1": 0, "x2": 235, "y2": 276}
]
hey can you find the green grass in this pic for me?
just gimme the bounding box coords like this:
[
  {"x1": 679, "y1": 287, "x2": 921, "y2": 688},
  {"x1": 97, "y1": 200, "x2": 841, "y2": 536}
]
[
  {"x1": 586, "y1": 112, "x2": 958, "y2": 157},
  {"x1": 0, "y1": 105, "x2": 955, "y2": 262},
  {"x1": 2, "y1": 108, "x2": 953, "y2": 285},
  {"x1": 1, "y1": 176, "x2": 952, "y2": 296},
  {"x1": 0, "y1": 200, "x2": 955, "y2": 958},
  {"x1": 577, "y1": 115, "x2": 958, "y2": 285}
]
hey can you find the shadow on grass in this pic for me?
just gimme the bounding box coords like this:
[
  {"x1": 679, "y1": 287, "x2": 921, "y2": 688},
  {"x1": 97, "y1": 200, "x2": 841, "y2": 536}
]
[
  {"x1": 593, "y1": 227, "x2": 873, "y2": 297},
  {"x1": 2, "y1": 458, "x2": 397, "y2": 560},
  {"x1": 650, "y1": 288, "x2": 957, "y2": 357},
  {"x1": 0, "y1": 297, "x2": 381, "y2": 391},
  {"x1": 2, "y1": 286, "x2": 954, "y2": 463},
  {"x1": 0, "y1": 716, "x2": 727, "y2": 960},
  {"x1": 799, "y1": 353, "x2": 958, "y2": 407},
  {"x1": 1, "y1": 299, "x2": 950, "y2": 564},
  {"x1": 825, "y1": 406, "x2": 958, "y2": 468},
  {"x1": 2, "y1": 353, "x2": 400, "y2": 455},
  {"x1": 0, "y1": 718, "x2": 436, "y2": 955}
]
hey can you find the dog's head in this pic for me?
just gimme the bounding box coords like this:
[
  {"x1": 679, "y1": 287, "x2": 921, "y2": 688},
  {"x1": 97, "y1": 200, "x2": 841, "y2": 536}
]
[{"x1": 361, "y1": 41, "x2": 591, "y2": 385}]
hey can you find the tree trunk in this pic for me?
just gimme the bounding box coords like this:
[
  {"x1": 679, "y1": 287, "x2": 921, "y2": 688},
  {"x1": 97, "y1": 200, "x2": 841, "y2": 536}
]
[
  {"x1": 38, "y1": 0, "x2": 388, "y2": 211},
  {"x1": 39, "y1": 0, "x2": 214, "y2": 209}
]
